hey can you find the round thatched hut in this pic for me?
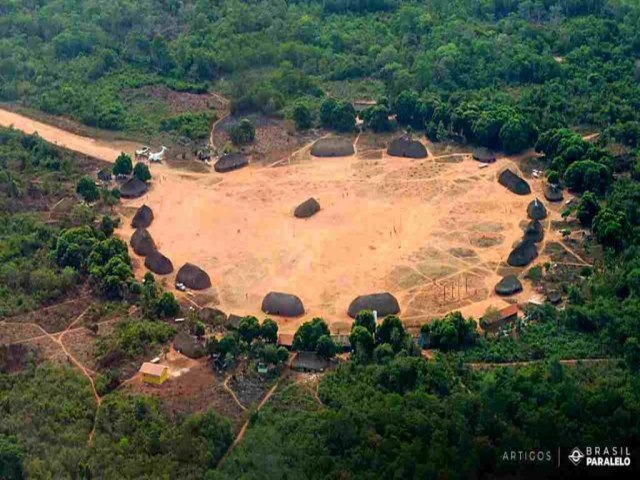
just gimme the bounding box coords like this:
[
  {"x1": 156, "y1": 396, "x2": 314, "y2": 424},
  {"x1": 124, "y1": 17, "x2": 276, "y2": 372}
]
[
  {"x1": 120, "y1": 177, "x2": 149, "y2": 198},
  {"x1": 498, "y1": 169, "x2": 531, "y2": 195},
  {"x1": 347, "y1": 292, "x2": 400, "y2": 319},
  {"x1": 310, "y1": 138, "x2": 354, "y2": 157},
  {"x1": 214, "y1": 154, "x2": 248, "y2": 173},
  {"x1": 507, "y1": 240, "x2": 538, "y2": 267},
  {"x1": 176, "y1": 263, "x2": 211, "y2": 290},
  {"x1": 131, "y1": 204, "x2": 154, "y2": 228},
  {"x1": 130, "y1": 228, "x2": 156, "y2": 256},
  {"x1": 523, "y1": 220, "x2": 544, "y2": 243},
  {"x1": 387, "y1": 137, "x2": 428, "y2": 159},
  {"x1": 527, "y1": 198, "x2": 547, "y2": 220},
  {"x1": 261, "y1": 292, "x2": 305, "y2": 317},
  {"x1": 544, "y1": 183, "x2": 564, "y2": 202},
  {"x1": 173, "y1": 332, "x2": 204, "y2": 359},
  {"x1": 472, "y1": 147, "x2": 496, "y2": 163},
  {"x1": 495, "y1": 275, "x2": 523, "y2": 296},
  {"x1": 294, "y1": 198, "x2": 321, "y2": 219},
  {"x1": 144, "y1": 250, "x2": 173, "y2": 275}
]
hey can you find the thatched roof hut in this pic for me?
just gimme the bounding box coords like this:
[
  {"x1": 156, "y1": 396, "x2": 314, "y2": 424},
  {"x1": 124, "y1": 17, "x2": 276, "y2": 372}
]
[
  {"x1": 131, "y1": 204, "x2": 154, "y2": 228},
  {"x1": 261, "y1": 292, "x2": 305, "y2": 317},
  {"x1": 498, "y1": 169, "x2": 531, "y2": 195},
  {"x1": 472, "y1": 147, "x2": 496, "y2": 163},
  {"x1": 176, "y1": 263, "x2": 211, "y2": 290},
  {"x1": 311, "y1": 138, "x2": 354, "y2": 157},
  {"x1": 97, "y1": 168, "x2": 112, "y2": 182},
  {"x1": 144, "y1": 250, "x2": 173, "y2": 275},
  {"x1": 507, "y1": 240, "x2": 538, "y2": 267},
  {"x1": 527, "y1": 198, "x2": 547, "y2": 220},
  {"x1": 294, "y1": 198, "x2": 321, "y2": 219},
  {"x1": 292, "y1": 351, "x2": 329, "y2": 372},
  {"x1": 214, "y1": 154, "x2": 249, "y2": 173},
  {"x1": 120, "y1": 177, "x2": 148, "y2": 198},
  {"x1": 523, "y1": 220, "x2": 544, "y2": 243},
  {"x1": 544, "y1": 183, "x2": 564, "y2": 202},
  {"x1": 387, "y1": 137, "x2": 427, "y2": 159},
  {"x1": 347, "y1": 292, "x2": 400, "y2": 319},
  {"x1": 174, "y1": 332, "x2": 204, "y2": 359},
  {"x1": 197, "y1": 307, "x2": 227, "y2": 326},
  {"x1": 130, "y1": 228, "x2": 156, "y2": 256},
  {"x1": 495, "y1": 275, "x2": 523, "y2": 296}
]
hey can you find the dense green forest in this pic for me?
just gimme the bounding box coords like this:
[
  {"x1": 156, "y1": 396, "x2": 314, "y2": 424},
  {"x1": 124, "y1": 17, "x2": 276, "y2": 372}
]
[
  {"x1": 3, "y1": 0, "x2": 640, "y2": 478},
  {"x1": 1, "y1": 0, "x2": 640, "y2": 148}
]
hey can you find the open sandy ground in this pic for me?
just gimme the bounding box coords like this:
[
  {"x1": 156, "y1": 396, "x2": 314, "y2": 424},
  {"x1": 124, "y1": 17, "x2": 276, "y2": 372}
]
[{"x1": 0, "y1": 108, "x2": 580, "y2": 332}]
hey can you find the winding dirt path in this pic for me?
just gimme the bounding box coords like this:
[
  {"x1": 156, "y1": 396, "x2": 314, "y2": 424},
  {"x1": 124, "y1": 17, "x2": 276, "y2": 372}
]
[{"x1": 223, "y1": 375, "x2": 247, "y2": 411}]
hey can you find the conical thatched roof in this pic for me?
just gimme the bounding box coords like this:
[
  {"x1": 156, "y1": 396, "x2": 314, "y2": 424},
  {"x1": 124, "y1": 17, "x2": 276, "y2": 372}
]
[
  {"x1": 130, "y1": 228, "x2": 156, "y2": 256},
  {"x1": 527, "y1": 198, "x2": 547, "y2": 220},
  {"x1": 144, "y1": 250, "x2": 173, "y2": 275},
  {"x1": 174, "y1": 332, "x2": 204, "y2": 359},
  {"x1": 495, "y1": 275, "x2": 523, "y2": 296},
  {"x1": 294, "y1": 198, "x2": 321, "y2": 219},
  {"x1": 176, "y1": 263, "x2": 211, "y2": 290},
  {"x1": 131, "y1": 204, "x2": 154, "y2": 228},
  {"x1": 523, "y1": 220, "x2": 544, "y2": 243},
  {"x1": 347, "y1": 292, "x2": 400, "y2": 319},
  {"x1": 214, "y1": 154, "x2": 248, "y2": 173},
  {"x1": 544, "y1": 183, "x2": 564, "y2": 202},
  {"x1": 472, "y1": 147, "x2": 496, "y2": 163},
  {"x1": 261, "y1": 292, "x2": 305, "y2": 317},
  {"x1": 498, "y1": 169, "x2": 531, "y2": 195},
  {"x1": 120, "y1": 177, "x2": 148, "y2": 198},
  {"x1": 387, "y1": 137, "x2": 428, "y2": 159},
  {"x1": 507, "y1": 240, "x2": 538, "y2": 267},
  {"x1": 311, "y1": 138, "x2": 354, "y2": 157}
]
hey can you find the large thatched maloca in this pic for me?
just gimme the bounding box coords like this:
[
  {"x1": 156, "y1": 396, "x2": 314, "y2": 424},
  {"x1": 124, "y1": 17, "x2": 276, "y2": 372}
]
[
  {"x1": 507, "y1": 240, "x2": 538, "y2": 267},
  {"x1": 214, "y1": 153, "x2": 248, "y2": 173},
  {"x1": 523, "y1": 219, "x2": 544, "y2": 243},
  {"x1": 261, "y1": 292, "x2": 305, "y2": 317},
  {"x1": 120, "y1": 177, "x2": 149, "y2": 198},
  {"x1": 311, "y1": 137, "x2": 354, "y2": 157},
  {"x1": 347, "y1": 292, "x2": 400, "y2": 318},
  {"x1": 130, "y1": 228, "x2": 156, "y2": 256},
  {"x1": 472, "y1": 147, "x2": 496, "y2": 163},
  {"x1": 527, "y1": 198, "x2": 547, "y2": 220},
  {"x1": 498, "y1": 169, "x2": 531, "y2": 195},
  {"x1": 495, "y1": 275, "x2": 523, "y2": 295},
  {"x1": 144, "y1": 250, "x2": 174, "y2": 275},
  {"x1": 294, "y1": 197, "x2": 321, "y2": 218},
  {"x1": 544, "y1": 183, "x2": 564, "y2": 202},
  {"x1": 386, "y1": 137, "x2": 428, "y2": 159},
  {"x1": 131, "y1": 204, "x2": 154, "y2": 228},
  {"x1": 176, "y1": 263, "x2": 211, "y2": 290}
]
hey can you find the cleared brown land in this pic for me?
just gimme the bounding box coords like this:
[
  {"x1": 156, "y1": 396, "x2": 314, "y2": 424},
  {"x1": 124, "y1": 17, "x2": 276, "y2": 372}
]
[{"x1": 0, "y1": 108, "x2": 582, "y2": 333}]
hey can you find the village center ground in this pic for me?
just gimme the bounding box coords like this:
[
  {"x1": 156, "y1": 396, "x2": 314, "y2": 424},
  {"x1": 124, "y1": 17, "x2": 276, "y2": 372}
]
[{"x1": 0, "y1": 108, "x2": 570, "y2": 334}]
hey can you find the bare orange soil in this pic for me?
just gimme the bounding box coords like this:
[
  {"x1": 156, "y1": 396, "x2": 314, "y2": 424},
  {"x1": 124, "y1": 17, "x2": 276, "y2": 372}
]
[{"x1": 0, "y1": 108, "x2": 577, "y2": 332}]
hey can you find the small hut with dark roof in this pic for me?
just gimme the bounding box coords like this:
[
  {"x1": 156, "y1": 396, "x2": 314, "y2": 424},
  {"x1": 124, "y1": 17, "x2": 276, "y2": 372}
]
[
  {"x1": 523, "y1": 220, "x2": 544, "y2": 243},
  {"x1": 173, "y1": 332, "x2": 204, "y2": 359},
  {"x1": 294, "y1": 198, "x2": 321, "y2": 219},
  {"x1": 120, "y1": 177, "x2": 149, "y2": 198},
  {"x1": 472, "y1": 147, "x2": 496, "y2": 163},
  {"x1": 507, "y1": 240, "x2": 538, "y2": 267},
  {"x1": 261, "y1": 292, "x2": 305, "y2": 317},
  {"x1": 176, "y1": 263, "x2": 211, "y2": 290},
  {"x1": 544, "y1": 183, "x2": 564, "y2": 202},
  {"x1": 311, "y1": 138, "x2": 354, "y2": 157},
  {"x1": 131, "y1": 204, "x2": 154, "y2": 228},
  {"x1": 527, "y1": 198, "x2": 547, "y2": 220},
  {"x1": 130, "y1": 228, "x2": 156, "y2": 256},
  {"x1": 387, "y1": 137, "x2": 428, "y2": 159},
  {"x1": 347, "y1": 292, "x2": 400, "y2": 319},
  {"x1": 495, "y1": 275, "x2": 523, "y2": 296},
  {"x1": 144, "y1": 250, "x2": 173, "y2": 275},
  {"x1": 498, "y1": 169, "x2": 531, "y2": 195},
  {"x1": 97, "y1": 168, "x2": 113, "y2": 183},
  {"x1": 292, "y1": 351, "x2": 329, "y2": 372},
  {"x1": 214, "y1": 153, "x2": 249, "y2": 173}
]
